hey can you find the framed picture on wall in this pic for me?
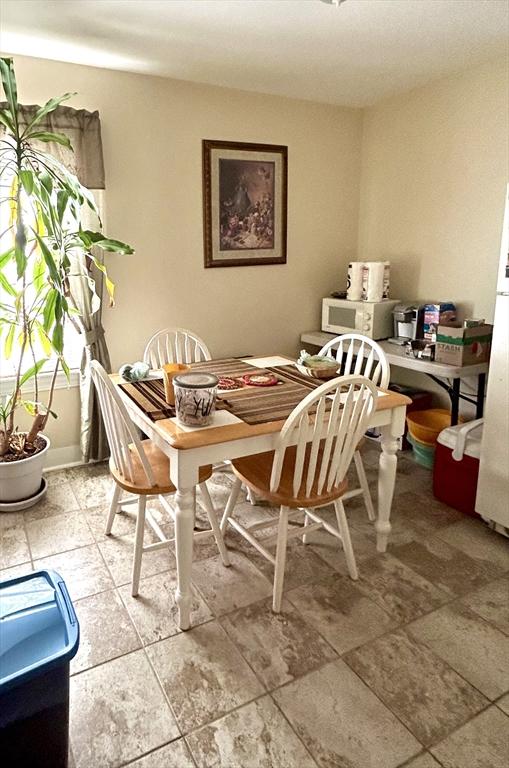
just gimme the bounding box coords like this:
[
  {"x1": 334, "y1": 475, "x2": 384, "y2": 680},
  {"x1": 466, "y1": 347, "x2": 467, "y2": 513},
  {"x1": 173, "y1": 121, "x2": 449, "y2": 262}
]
[{"x1": 202, "y1": 139, "x2": 287, "y2": 267}]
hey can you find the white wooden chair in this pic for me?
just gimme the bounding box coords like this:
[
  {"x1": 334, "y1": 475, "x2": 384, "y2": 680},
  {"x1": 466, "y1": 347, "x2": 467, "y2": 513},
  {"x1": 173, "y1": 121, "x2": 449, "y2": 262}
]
[
  {"x1": 221, "y1": 375, "x2": 378, "y2": 612},
  {"x1": 90, "y1": 360, "x2": 229, "y2": 596},
  {"x1": 143, "y1": 327, "x2": 211, "y2": 368},
  {"x1": 318, "y1": 333, "x2": 390, "y2": 522}
]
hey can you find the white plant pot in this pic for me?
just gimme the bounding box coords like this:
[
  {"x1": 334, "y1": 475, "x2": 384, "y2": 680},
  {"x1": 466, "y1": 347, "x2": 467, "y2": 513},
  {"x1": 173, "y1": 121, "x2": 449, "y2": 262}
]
[{"x1": 0, "y1": 435, "x2": 50, "y2": 504}]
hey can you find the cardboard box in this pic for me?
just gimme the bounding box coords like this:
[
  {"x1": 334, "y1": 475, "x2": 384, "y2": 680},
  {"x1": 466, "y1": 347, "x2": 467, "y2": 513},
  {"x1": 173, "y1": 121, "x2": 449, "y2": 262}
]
[
  {"x1": 435, "y1": 324, "x2": 493, "y2": 366},
  {"x1": 423, "y1": 303, "x2": 457, "y2": 342}
]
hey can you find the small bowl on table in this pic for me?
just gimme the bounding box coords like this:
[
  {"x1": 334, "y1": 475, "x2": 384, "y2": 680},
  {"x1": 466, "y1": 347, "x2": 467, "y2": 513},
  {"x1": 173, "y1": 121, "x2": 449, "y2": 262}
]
[{"x1": 296, "y1": 362, "x2": 339, "y2": 380}]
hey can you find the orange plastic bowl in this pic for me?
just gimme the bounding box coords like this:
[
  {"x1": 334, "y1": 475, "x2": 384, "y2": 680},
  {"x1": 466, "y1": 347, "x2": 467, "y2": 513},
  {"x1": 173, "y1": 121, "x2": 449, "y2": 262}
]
[{"x1": 406, "y1": 408, "x2": 456, "y2": 446}]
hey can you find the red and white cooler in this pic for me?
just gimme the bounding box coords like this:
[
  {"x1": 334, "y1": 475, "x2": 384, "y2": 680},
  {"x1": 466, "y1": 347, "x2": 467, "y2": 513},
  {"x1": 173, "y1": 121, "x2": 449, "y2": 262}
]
[{"x1": 433, "y1": 419, "x2": 483, "y2": 515}]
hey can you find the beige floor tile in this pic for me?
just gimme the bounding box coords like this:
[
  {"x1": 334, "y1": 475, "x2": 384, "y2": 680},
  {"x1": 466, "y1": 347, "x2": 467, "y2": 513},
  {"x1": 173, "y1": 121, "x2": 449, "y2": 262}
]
[
  {"x1": 0, "y1": 511, "x2": 25, "y2": 529},
  {"x1": 407, "y1": 603, "x2": 509, "y2": 700},
  {"x1": 220, "y1": 596, "x2": 337, "y2": 690},
  {"x1": 390, "y1": 536, "x2": 499, "y2": 597},
  {"x1": 187, "y1": 696, "x2": 318, "y2": 768},
  {"x1": 0, "y1": 524, "x2": 31, "y2": 569},
  {"x1": 98, "y1": 532, "x2": 175, "y2": 586},
  {"x1": 146, "y1": 620, "x2": 263, "y2": 732},
  {"x1": 34, "y1": 543, "x2": 113, "y2": 600},
  {"x1": 0, "y1": 561, "x2": 33, "y2": 581},
  {"x1": 118, "y1": 569, "x2": 212, "y2": 645},
  {"x1": 25, "y1": 480, "x2": 80, "y2": 521},
  {"x1": 66, "y1": 462, "x2": 114, "y2": 509},
  {"x1": 126, "y1": 740, "x2": 195, "y2": 767},
  {"x1": 308, "y1": 519, "x2": 377, "y2": 573},
  {"x1": 191, "y1": 551, "x2": 272, "y2": 615},
  {"x1": 461, "y1": 575, "x2": 509, "y2": 635},
  {"x1": 246, "y1": 537, "x2": 337, "y2": 592},
  {"x1": 497, "y1": 692, "x2": 509, "y2": 716},
  {"x1": 72, "y1": 588, "x2": 141, "y2": 673},
  {"x1": 273, "y1": 659, "x2": 420, "y2": 768},
  {"x1": 402, "y1": 754, "x2": 442, "y2": 768},
  {"x1": 26, "y1": 511, "x2": 94, "y2": 559},
  {"x1": 287, "y1": 572, "x2": 396, "y2": 654},
  {"x1": 70, "y1": 649, "x2": 178, "y2": 768},
  {"x1": 344, "y1": 629, "x2": 488, "y2": 747},
  {"x1": 355, "y1": 553, "x2": 450, "y2": 623},
  {"x1": 85, "y1": 497, "x2": 175, "y2": 542},
  {"x1": 430, "y1": 706, "x2": 509, "y2": 768},
  {"x1": 436, "y1": 517, "x2": 509, "y2": 573}
]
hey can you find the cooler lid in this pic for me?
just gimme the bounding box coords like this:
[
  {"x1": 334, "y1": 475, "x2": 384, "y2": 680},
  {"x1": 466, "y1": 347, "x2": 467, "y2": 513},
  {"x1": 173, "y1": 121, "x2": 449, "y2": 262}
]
[
  {"x1": 0, "y1": 570, "x2": 79, "y2": 692},
  {"x1": 437, "y1": 421, "x2": 483, "y2": 459}
]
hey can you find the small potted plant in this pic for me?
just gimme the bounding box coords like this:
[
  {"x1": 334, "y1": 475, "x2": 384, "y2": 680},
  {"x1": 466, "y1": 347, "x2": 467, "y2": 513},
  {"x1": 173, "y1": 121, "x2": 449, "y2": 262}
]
[{"x1": 0, "y1": 57, "x2": 133, "y2": 508}]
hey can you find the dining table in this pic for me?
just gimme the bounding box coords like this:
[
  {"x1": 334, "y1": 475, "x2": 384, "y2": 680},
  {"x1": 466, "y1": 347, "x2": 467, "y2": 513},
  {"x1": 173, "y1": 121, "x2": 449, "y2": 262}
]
[{"x1": 112, "y1": 354, "x2": 411, "y2": 630}]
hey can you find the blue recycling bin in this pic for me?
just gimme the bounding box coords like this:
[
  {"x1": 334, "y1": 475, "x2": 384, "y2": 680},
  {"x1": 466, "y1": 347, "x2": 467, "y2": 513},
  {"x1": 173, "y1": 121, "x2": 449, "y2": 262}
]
[{"x1": 0, "y1": 570, "x2": 79, "y2": 768}]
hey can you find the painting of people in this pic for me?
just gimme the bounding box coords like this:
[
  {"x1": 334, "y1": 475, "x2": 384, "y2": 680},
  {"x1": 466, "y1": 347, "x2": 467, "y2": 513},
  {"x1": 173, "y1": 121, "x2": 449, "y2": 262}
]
[{"x1": 203, "y1": 140, "x2": 287, "y2": 267}]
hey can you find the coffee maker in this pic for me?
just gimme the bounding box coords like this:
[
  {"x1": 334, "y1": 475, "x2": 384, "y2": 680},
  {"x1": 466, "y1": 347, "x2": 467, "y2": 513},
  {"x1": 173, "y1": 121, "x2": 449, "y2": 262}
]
[{"x1": 389, "y1": 303, "x2": 424, "y2": 345}]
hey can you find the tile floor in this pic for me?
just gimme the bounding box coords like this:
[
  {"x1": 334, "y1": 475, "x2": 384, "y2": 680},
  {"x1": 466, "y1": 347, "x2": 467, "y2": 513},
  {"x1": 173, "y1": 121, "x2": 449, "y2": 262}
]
[{"x1": 1, "y1": 443, "x2": 508, "y2": 768}]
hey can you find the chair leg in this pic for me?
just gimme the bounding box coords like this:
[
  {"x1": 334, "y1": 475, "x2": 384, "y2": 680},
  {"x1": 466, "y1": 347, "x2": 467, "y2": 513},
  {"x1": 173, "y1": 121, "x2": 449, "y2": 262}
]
[
  {"x1": 302, "y1": 512, "x2": 310, "y2": 544},
  {"x1": 105, "y1": 482, "x2": 121, "y2": 535},
  {"x1": 334, "y1": 498, "x2": 358, "y2": 580},
  {"x1": 221, "y1": 476, "x2": 242, "y2": 533},
  {"x1": 199, "y1": 482, "x2": 231, "y2": 567},
  {"x1": 354, "y1": 449, "x2": 376, "y2": 522},
  {"x1": 246, "y1": 486, "x2": 258, "y2": 505},
  {"x1": 131, "y1": 495, "x2": 147, "y2": 597},
  {"x1": 273, "y1": 506, "x2": 289, "y2": 613}
]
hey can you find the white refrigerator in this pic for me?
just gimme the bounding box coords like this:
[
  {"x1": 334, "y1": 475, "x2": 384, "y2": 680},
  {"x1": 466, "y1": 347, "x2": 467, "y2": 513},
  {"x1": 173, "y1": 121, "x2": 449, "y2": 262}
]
[{"x1": 475, "y1": 185, "x2": 509, "y2": 533}]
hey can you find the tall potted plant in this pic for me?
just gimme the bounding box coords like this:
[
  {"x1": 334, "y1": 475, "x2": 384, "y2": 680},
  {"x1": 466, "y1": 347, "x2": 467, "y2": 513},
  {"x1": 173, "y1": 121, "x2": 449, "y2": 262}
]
[{"x1": 0, "y1": 57, "x2": 133, "y2": 507}]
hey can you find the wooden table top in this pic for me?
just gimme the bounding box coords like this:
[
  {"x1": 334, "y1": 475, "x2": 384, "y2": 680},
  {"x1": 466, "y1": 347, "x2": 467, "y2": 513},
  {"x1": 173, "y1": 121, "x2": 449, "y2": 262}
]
[{"x1": 112, "y1": 355, "x2": 411, "y2": 451}]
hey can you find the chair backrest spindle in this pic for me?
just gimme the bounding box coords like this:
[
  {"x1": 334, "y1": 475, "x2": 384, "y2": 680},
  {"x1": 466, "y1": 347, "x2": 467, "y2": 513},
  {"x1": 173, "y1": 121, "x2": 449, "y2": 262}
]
[
  {"x1": 143, "y1": 327, "x2": 211, "y2": 368},
  {"x1": 90, "y1": 361, "x2": 157, "y2": 488},
  {"x1": 269, "y1": 375, "x2": 378, "y2": 499},
  {"x1": 318, "y1": 333, "x2": 390, "y2": 390}
]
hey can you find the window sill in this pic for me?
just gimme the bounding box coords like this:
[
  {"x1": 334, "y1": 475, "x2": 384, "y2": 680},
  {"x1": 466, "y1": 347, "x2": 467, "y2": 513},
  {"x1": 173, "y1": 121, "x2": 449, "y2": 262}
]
[{"x1": 0, "y1": 368, "x2": 80, "y2": 397}]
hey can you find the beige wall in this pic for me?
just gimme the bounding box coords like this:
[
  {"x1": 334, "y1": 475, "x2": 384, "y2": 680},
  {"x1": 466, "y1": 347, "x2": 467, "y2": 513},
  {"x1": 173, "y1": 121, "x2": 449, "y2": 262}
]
[
  {"x1": 358, "y1": 57, "x2": 508, "y2": 321},
  {"x1": 9, "y1": 54, "x2": 363, "y2": 461}
]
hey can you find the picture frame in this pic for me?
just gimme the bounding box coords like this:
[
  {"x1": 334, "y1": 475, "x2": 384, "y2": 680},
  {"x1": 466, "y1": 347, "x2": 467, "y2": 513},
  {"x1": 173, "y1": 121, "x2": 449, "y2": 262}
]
[{"x1": 202, "y1": 139, "x2": 287, "y2": 267}]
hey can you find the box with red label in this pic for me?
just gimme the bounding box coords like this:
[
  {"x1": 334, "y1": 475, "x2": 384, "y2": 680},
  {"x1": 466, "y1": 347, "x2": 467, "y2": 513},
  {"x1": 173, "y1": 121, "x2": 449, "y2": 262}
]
[
  {"x1": 423, "y1": 303, "x2": 456, "y2": 342},
  {"x1": 435, "y1": 324, "x2": 493, "y2": 366}
]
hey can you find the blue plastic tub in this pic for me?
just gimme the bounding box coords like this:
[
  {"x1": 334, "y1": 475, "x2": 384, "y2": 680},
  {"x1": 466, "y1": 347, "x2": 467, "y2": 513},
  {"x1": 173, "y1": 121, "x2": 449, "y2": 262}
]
[{"x1": 0, "y1": 570, "x2": 80, "y2": 768}]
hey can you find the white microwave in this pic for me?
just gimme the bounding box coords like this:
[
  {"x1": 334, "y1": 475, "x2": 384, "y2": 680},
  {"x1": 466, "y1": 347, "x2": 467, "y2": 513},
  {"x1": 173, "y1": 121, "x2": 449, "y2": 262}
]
[{"x1": 321, "y1": 298, "x2": 400, "y2": 340}]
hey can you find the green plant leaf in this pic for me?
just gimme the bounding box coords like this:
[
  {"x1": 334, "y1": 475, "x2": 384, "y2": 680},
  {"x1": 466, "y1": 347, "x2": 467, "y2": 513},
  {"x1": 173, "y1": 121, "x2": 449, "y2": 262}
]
[
  {"x1": 56, "y1": 189, "x2": 69, "y2": 223},
  {"x1": 35, "y1": 321, "x2": 53, "y2": 355},
  {"x1": 32, "y1": 254, "x2": 46, "y2": 291},
  {"x1": 19, "y1": 169, "x2": 34, "y2": 195},
  {"x1": 0, "y1": 272, "x2": 16, "y2": 296},
  {"x1": 19, "y1": 358, "x2": 47, "y2": 388},
  {"x1": 52, "y1": 322, "x2": 63, "y2": 354},
  {"x1": 0, "y1": 107, "x2": 15, "y2": 132},
  {"x1": 42, "y1": 288, "x2": 58, "y2": 332},
  {"x1": 0, "y1": 58, "x2": 18, "y2": 131},
  {"x1": 39, "y1": 171, "x2": 53, "y2": 195},
  {"x1": 60, "y1": 356, "x2": 70, "y2": 381},
  {"x1": 23, "y1": 92, "x2": 76, "y2": 135},
  {"x1": 4, "y1": 324, "x2": 15, "y2": 359},
  {"x1": 0, "y1": 247, "x2": 14, "y2": 269},
  {"x1": 28, "y1": 131, "x2": 72, "y2": 149},
  {"x1": 33, "y1": 232, "x2": 61, "y2": 287}
]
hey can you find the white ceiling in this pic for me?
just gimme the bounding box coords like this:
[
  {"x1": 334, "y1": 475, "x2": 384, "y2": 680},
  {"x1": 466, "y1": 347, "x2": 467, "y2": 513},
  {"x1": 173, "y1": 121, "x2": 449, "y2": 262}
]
[{"x1": 1, "y1": 0, "x2": 507, "y2": 107}]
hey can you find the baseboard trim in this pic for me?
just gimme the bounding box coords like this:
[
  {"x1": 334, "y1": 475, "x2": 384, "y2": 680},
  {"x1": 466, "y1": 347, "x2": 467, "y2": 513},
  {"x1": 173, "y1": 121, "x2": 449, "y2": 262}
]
[{"x1": 44, "y1": 444, "x2": 84, "y2": 471}]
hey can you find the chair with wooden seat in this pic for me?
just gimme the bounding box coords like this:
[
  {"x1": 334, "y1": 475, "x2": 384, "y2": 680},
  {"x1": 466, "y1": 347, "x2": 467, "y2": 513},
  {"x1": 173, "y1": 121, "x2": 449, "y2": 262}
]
[
  {"x1": 318, "y1": 333, "x2": 390, "y2": 522},
  {"x1": 90, "y1": 360, "x2": 229, "y2": 596},
  {"x1": 221, "y1": 374, "x2": 378, "y2": 612},
  {"x1": 143, "y1": 327, "x2": 211, "y2": 368}
]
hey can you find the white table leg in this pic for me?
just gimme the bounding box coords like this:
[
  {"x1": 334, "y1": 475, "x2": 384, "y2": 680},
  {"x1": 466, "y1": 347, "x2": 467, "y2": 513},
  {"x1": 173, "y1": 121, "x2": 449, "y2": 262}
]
[
  {"x1": 375, "y1": 426, "x2": 399, "y2": 553},
  {"x1": 174, "y1": 486, "x2": 196, "y2": 630}
]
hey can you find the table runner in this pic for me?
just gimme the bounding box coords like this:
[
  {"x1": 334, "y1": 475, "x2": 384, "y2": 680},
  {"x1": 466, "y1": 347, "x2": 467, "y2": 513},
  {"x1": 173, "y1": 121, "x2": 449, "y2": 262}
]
[{"x1": 119, "y1": 358, "x2": 328, "y2": 426}]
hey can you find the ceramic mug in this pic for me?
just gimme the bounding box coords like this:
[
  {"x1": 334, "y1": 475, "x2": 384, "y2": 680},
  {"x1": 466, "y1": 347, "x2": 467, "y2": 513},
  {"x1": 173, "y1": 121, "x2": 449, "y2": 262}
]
[{"x1": 162, "y1": 363, "x2": 190, "y2": 405}]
